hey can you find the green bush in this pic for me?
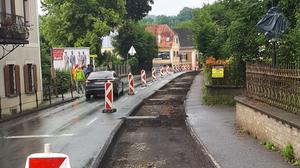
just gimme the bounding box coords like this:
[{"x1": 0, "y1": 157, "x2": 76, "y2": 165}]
[
  {"x1": 264, "y1": 141, "x2": 276, "y2": 151},
  {"x1": 55, "y1": 70, "x2": 72, "y2": 94},
  {"x1": 128, "y1": 57, "x2": 139, "y2": 74},
  {"x1": 281, "y1": 144, "x2": 294, "y2": 160}
]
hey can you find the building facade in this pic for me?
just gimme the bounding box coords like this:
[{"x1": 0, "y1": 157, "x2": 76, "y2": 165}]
[
  {"x1": 146, "y1": 25, "x2": 199, "y2": 69},
  {"x1": 174, "y1": 28, "x2": 199, "y2": 70},
  {"x1": 145, "y1": 24, "x2": 180, "y2": 67},
  {"x1": 0, "y1": 0, "x2": 42, "y2": 118}
]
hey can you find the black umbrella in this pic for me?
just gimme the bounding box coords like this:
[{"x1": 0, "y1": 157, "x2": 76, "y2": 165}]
[{"x1": 256, "y1": 7, "x2": 289, "y2": 67}]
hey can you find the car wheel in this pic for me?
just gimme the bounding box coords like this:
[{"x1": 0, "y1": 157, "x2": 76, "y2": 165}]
[{"x1": 86, "y1": 94, "x2": 91, "y2": 100}]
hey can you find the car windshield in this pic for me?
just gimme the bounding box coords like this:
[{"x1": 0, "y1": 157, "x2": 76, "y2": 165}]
[{"x1": 88, "y1": 71, "x2": 112, "y2": 79}]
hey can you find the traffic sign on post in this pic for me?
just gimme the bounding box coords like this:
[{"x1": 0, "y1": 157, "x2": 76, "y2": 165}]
[{"x1": 128, "y1": 46, "x2": 136, "y2": 56}]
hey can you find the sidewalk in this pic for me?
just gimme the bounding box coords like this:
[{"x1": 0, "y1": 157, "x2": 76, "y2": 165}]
[{"x1": 185, "y1": 73, "x2": 293, "y2": 168}]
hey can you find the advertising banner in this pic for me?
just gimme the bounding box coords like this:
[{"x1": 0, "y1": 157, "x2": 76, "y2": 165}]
[{"x1": 52, "y1": 47, "x2": 90, "y2": 71}]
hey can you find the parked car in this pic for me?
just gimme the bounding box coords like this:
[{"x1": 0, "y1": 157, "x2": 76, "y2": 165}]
[{"x1": 85, "y1": 71, "x2": 124, "y2": 99}]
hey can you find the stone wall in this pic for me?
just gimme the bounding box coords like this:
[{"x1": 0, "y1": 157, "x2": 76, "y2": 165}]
[{"x1": 236, "y1": 102, "x2": 300, "y2": 158}]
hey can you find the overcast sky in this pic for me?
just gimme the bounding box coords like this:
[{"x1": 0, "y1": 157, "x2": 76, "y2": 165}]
[
  {"x1": 38, "y1": 0, "x2": 216, "y2": 16},
  {"x1": 149, "y1": 0, "x2": 216, "y2": 16}
]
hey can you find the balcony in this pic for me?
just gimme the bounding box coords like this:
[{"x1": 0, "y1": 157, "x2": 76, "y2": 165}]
[{"x1": 0, "y1": 12, "x2": 29, "y2": 44}]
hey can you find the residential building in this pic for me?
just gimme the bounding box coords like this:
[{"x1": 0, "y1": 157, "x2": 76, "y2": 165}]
[
  {"x1": 145, "y1": 24, "x2": 180, "y2": 67},
  {"x1": 101, "y1": 31, "x2": 123, "y2": 60},
  {"x1": 174, "y1": 28, "x2": 199, "y2": 70},
  {"x1": 0, "y1": 0, "x2": 42, "y2": 118}
]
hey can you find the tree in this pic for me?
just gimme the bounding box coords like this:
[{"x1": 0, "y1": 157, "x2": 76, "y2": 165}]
[
  {"x1": 113, "y1": 21, "x2": 158, "y2": 73},
  {"x1": 41, "y1": 0, "x2": 126, "y2": 58},
  {"x1": 125, "y1": 0, "x2": 154, "y2": 21},
  {"x1": 177, "y1": 7, "x2": 193, "y2": 22}
]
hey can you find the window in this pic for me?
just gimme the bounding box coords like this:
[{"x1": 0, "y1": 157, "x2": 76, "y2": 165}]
[
  {"x1": 4, "y1": 0, "x2": 15, "y2": 14},
  {"x1": 166, "y1": 37, "x2": 170, "y2": 42},
  {"x1": 24, "y1": 64, "x2": 37, "y2": 93},
  {"x1": 0, "y1": 0, "x2": 3, "y2": 13},
  {"x1": 4, "y1": 64, "x2": 20, "y2": 96},
  {"x1": 23, "y1": 0, "x2": 30, "y2": 24}
]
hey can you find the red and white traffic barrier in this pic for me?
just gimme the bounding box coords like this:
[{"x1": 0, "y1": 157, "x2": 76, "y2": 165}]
[
  {"x1": 103, "y1": 80, "x2": 117, "y2": 113},
  {"x1": 160, "y1": 66, "x2": 164, "y2": 78},
  {"x1": 128, "y1": 73, "x2": 135, "y2": 95},
  {"x1": 25, "y1": 144, "x2": 71, "y2": 168},
  {"x1": 196, "y1": 61, "x2": 199, "y2": 71},
  {"x1": 141, "y1": 69, "x2": 147, "y2": 87},
  {"x1": 152, "y1": 67, "x2": 157, "y2": 81},
  {"x1": 166, "y1": 65, "x2": 170, "y2": 74}
]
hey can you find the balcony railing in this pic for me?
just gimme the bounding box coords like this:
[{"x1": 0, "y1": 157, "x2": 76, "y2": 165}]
[{"x1": 0, "y1": 12, "x2": 29, "y2": 44}]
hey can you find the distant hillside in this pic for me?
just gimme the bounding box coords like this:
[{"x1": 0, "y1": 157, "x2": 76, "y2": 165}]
[{"x1": 141, "y1": 7, "x2": 194, "y2": 28}]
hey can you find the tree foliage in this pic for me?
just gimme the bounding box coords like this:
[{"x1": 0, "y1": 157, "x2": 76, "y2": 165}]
[
  {"x1": 192, "y1": 0, "x2": 300, "y2": 64},
  {"x1": 113, "y1": 21, "x2": 158, "y2": 73},
  {"x1": 141, "y1": 7, "x2": 193, "y2": 28},
  {"x1": 41, "y1": 0, "x2": 126, "y2": 56},
  {"x1": 125, "y1": 0, "x2": 154, "y2": 21}
]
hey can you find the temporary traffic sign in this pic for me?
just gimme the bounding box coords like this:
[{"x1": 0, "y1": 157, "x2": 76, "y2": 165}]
[
  {"x1": 128, "y1": 46, "x2": 136, "y2": 56},
  {"x1": 25, "y1": 153, "x2": 71, "y2": 168}
]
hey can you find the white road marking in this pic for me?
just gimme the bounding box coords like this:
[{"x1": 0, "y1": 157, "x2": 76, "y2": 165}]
[
  {"x1": 86, "y1": 117, "x2": 98, "y2": 126},
  {"x1": 3, "y1": 133, "x2": 74, "y2": 139}
]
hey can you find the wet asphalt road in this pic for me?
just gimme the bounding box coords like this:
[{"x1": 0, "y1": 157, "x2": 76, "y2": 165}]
[
  {"x1": 0, "y1": 98, "x2": 106, "y2": 168},
  {"x1": 0, "y1": 73, "x2": 181, "y2": 168}
]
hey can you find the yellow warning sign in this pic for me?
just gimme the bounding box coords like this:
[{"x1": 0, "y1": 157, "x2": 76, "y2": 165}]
[
  {"x1": 89, "y1": 54, "x2": 97, "y2": 58},
  {"x1": 212, "y1": 66, "x2": 224, "y2": 78}
]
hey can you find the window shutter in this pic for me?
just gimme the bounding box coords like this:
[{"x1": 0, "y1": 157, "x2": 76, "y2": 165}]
[
  {"x1": 33, "y1": 64, "x2": 38, "y2": 92},
  {"x1": 4, "y1": 65, "x2": 10, "y2": 97},
  {"x1": 15, "y1": 65, "x2": 21, "y2": 94},
  {"x1": 23, "y1": 64, "x2": 29, "y2": 93}
]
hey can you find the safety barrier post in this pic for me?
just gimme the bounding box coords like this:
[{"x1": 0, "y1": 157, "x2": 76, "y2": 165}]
[
  {"x1": 25, "y1": 143, "x2": 72, "y2": 168},
  {"x1": 141, "y1": 69, "x2": 147, "y2": 87},
  {"x1": 103, "y1": 81, "x2": 117, "y2": 113},
  {"x1": 19, "y1": 92, "x2": 22, "y2": 113},
  {"x1": 48, "y1": 85, "x2": 52, "y2": 105},
  {"x1": 128, "y1": 73, "x2": 135, "y2": 95},
  {"x1": 0, "y1": 97, "x2": 2, "y2": 120},
  {"x1": 152, "y1": 67, "x2": 157, "y2": 81},
  {"x1": 160, "y1": 66, "x2": 164, "y2": 78},
  {"x1": 166, "y1": 65, "x2": 170, "y2": 74},
  {"x1": 35, "y1": 88, "x2": 39, "y2": 109},
  {"x1": 70, "y1": 80, "x2": 73, "y2": 98},
  {"x1": 61, "y1": 83, "x2": 64, "y2": 101}
]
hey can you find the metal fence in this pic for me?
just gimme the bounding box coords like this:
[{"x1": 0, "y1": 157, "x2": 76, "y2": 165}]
[
  {"x1": 246, "y1": 63, "x2": 300, "y2": 114},
  {"x1": 96, "y1": 64, "x2": 130, "y2": 77},
  {"x1": 0, "y1": 80, "x2": 76, "y2": 120}
]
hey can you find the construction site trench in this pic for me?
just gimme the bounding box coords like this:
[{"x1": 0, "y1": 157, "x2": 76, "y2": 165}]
[{"x1": 99, "y1": 72, "x2": 215, "y2": 168}]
